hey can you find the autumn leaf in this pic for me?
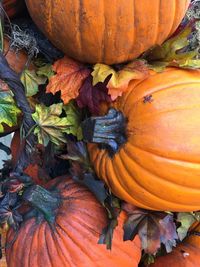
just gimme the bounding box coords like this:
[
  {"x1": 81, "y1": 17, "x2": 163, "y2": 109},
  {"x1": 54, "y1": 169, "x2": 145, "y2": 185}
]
[
  {"x1": 21, "y1": 69, "x2": 47, "y2": 97},
  {"x1": 76, "y1": 76, "x2": 111, "y2": 115},
  {"x1": 177, "y1": 212, "x2": 200, "y2": 241},
  {"x1": 145, "y1": 25, "x2": 200, "y2": 71},
  {"x1": 32, "y1": 103, "x2": 72, "y2": 146},
  {"x1": 123, "y1": 203, "x2": 178, "y2": 254},
  {"x1": 0, "y1": 91, "x2": 21, "y2": 133},
  {"x1": 92, "y1": 60, "x2": 149, "y2": 100},
  {"x1": 37, "y1": 64, "x2": 54, "y2": 80},
  {"x1": 63, "y1": 101, "x2": 83, "y2": 140},
  {"x1": 46, "y1": 56, "x2": 91, "y2": 104}
]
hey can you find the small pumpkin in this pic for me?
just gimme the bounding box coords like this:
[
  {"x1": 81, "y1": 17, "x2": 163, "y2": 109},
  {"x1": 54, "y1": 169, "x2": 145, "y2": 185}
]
[
  {"x1": 25, "y1": 0, "x2": 190, "y2": 64},
  {"x1": 3, "y1": 0, "x2": 24, "y2": 18},
  {"x1": 150, "y1": 222, "x2": 200, "y2": 267},
  {"x1": 88, "y1": 68, "x2": 200, "y2": 212},
  {"x1": 6, "y1": 176, "x2": 141, "y2": 267}
]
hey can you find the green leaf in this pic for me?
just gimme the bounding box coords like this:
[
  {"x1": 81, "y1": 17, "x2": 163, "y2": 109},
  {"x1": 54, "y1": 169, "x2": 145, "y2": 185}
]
[
  {"x1": 32, "y1": 103, "x2": 72, "y2": 146},
  {"x1": 37, "y1": 64, "x2": 54, "y2": 80},
  {"x1": 63, "y1": 101, "x2": 83, "y2": 140},
  {"x1": 0, "y1": 91, "x2": 21, "y2": 133},
  {"x1": 21, "y1": 69, "x2": 47, "y2": 97},
  {"x1": 177, "y1": 212, "x2": 196, "y2": 241},
  {"x1": 145, "y1": 26, "x2": 200, "y2": 70}
]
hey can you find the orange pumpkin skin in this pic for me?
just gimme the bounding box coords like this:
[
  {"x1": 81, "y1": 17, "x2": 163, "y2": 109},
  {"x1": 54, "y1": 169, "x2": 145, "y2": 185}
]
[
  {"x1": 88, "y1": 68, "x2": 200, "y2": 212},
  {"x1": 150, "y1": 223, "x2": 200, "y2": 267},
  {"x1": 6, "y1": 176, "x2": 141, "y2": 267},
  {"x1": 25, "y1": 0, "x2": 190, "y2": 64},
  {"x1": 3, "y1": 0, "x2": 24, "y2": 18}
]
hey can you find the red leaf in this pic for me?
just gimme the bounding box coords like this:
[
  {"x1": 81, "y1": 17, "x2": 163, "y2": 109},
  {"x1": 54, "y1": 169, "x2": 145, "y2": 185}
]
[
  {"x1": 46, "y1": 56, "x2": 91, "y2": 104},
  {"x1": 76, "y1": 76, "x2": 111, "y2": 115}
]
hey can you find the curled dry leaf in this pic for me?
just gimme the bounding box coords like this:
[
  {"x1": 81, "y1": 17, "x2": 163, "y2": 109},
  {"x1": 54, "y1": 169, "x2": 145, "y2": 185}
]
[
  {"x1": 76, "y1": 76, "x2": 111, "y2": 115},
  {"x1": 92, "y1": 60, "x2": 149, "y2": 100},
  {"x1": 46, "y1": 56, "x2": 91, "y2": 104},
  {"x1": 145, "y1": 24, "x2": 200, "y2": 71},
  {"x1": 122, "y1": 203, "x2": 178, "y2": 255}
]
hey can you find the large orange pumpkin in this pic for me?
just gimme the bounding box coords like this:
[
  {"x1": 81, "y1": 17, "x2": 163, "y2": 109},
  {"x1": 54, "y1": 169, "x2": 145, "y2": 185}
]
[
  {"x1": 3, "y1": 0, "x2": 24, "y2": 18},
  {"x1": 150, "y1": 222, "x2": 200, "y2": 267},
  {"x1": 88, "y1": 68, "x2": 200, "y2": 212},
  {"x1": 6, "y1": 176, "x2": 141, "y2": 267},
  {"x1": 25, "y1": 0, "x2": 190, "y2": 64}
]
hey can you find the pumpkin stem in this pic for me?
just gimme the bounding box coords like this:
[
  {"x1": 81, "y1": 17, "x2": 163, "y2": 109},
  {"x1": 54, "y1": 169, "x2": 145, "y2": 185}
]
[
  {"x1": 22, "y1": 185, "x2": 60, "y2": 224},
  {"x1": 81, "y1": 108, "x2": 127, "y2": 156}
]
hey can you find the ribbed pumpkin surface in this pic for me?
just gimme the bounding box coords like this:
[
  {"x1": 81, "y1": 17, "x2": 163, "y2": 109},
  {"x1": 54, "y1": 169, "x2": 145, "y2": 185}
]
[
  {"x1": 3, "y1": 0, "x2": 24, "y2": 18},
  {"x1": 25, "y1": 0, "x2": 190, "y2": 64},
  {"x1": 150, "y1": 223, "x2": 200, "y2": 267},
  {"x1": 88, "y1": 68, "x2": 200, "y2": 211},
  {"x1": 6, "y1": 176, "x2": 141, "y2": 267}
]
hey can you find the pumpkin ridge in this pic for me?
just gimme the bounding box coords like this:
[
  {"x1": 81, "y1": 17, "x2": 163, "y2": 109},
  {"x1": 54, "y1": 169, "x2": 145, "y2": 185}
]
[
  {"x1": 131, "y1": 103, "x2": 200, "y2": 123},
  {"x1": 50, "y1": 224, "x2": 70, "y2": 266},
  {"x1": 123, "y1": 81, "x2": 200, "y2": 114},
  {"x1": 122, "y1": 145, "x2": 200, "y2": 193},
  {"x1": 54, "y1": 223, "x2": 76, "y2": 266},
  {"x1": 129, "y1": 142, "x2": 200, "y2": 165},
  {"x1": 106, "y1": 156, "x2": 153, "y2": 209},
  {"x1": 38, "y1": 223, "x2": 53, "y2": 267},
  {"x1": 56, "y1": 221, "x2": 95, "y2": 263},
  {"x1": 168, "y1": 0, "x2": 176, "y2": 36},
  {"x1": 117, "y1": 148, "x2": 200, "y2": 210},
  {"x1": 28, "y1": 223, "x2": 39, "y2": 267},
  {"x1": 43, "y1": 223, "x2": 53, "y2": 267}
]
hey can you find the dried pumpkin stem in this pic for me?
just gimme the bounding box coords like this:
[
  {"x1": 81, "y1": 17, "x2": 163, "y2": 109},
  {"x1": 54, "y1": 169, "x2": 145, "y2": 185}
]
[
  {"x1": 81, "y1": 108, "x2": 127, "y2": 156},
  {"x1": 23, "y1": 185, "x2": 60, "y2": 224}
]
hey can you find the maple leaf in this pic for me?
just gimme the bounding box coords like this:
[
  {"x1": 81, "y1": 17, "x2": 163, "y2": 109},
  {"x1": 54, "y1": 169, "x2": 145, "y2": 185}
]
[
  {"x1": 0, "y1": 193, "x2": 22, "y2": 230},
  {"x1": 92, "y1": 60, "x2": 149, "y2": 100},
  {"x1": 177, "y1": 212, "x2": 200, "y2": 241},
  {"x1": 145, "y1": 25, "x2": 200, "y2": 71},
  {"x1": 123, "y1": 203, "x2": 178, "y2": 254},
  {"x1": 37, "y1": 64, "x2": 54, "y2": 80},
  {"x1": 32, "y1": 103, "x2": 72, "y2": 146},
  {"x1": 76, "y1": 76, "x2": 111, "y2": 115},
  {"x1": 46, "y1": 56, "x2": 91, "y2": 104},
  {"x1": 0, "y1": 91, "x2": 21, "y2": 133},
  {"x1": 63, "y1": 101, "x2": 83, "y2": 140},
  {"x1": 21, "y1": 69, "x2": 47, "y2": 97}
]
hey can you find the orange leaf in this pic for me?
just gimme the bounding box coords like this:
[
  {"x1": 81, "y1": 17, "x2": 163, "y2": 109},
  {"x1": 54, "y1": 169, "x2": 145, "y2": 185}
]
[{"x1": 46, "y1": 56, "x2": 91, "y2": 104}]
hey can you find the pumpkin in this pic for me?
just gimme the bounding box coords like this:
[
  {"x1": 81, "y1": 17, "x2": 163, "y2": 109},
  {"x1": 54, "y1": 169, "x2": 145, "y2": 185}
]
[
  {"x1": 10, "y1": 131, "x2": 44, "y2": 185},
  {"x1": 25, "y1": 0, "x2": 190, "y2": 65},
  {"x1": 0, "y1": 230, "x2": 7, "y2": 267},
  {"x1": 149, "y1": 222, "x2": 200, "y2": 267},
  {"x1": 6, "y1": 176, "x2": 141, "y2": 267},
  {"x1": 3, "y1": 0, "x2": 24, "y2": 18},
  {"x1": 88, "y1": 68, "x2": 200, "y2": 212}
]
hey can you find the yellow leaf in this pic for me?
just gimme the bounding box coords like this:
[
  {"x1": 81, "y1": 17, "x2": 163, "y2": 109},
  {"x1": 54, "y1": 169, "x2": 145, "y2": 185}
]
[{"x1": 92, "y1": 60, "x2": 149, "y2": 100}]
